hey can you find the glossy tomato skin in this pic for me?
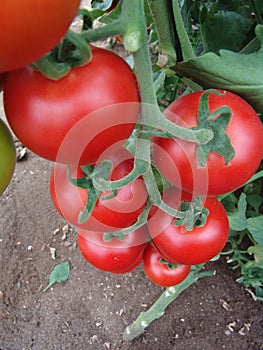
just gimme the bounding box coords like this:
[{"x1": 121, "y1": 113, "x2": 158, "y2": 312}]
[
  {"x1": 50, "y1": 147, "x2": 148, "y2": 232},
  {"x1": 78, "y1": 226, "x2": 149, "y2": 273},
  {"x1": 148, "y1": 187, "x2": 229, "y2": 265},
  {"x1": 143, "y1": 243, "x2": 191, "y2": 287},
  {"x1": 0, "y1": 119, "x2": 16, "y2": 196},
  {"x1": 152, "y1": 90, "x2": 263, "y2": 196},
  {"x1": 4, "y1": 46, "x2": 140, "y2": 164},
  {"x1": 0, "y1": 0, "x2": 80, "y2": 72},
  {"x1": 0, "y1": 74, "x2": 6, "y2": 92}
]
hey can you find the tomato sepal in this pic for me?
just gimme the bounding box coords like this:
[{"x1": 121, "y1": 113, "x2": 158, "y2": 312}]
[{"x1": 194, "y1": 89, "x2": 235, "y2": 167}]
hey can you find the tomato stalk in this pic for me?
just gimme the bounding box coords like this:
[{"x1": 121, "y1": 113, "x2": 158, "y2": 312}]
[
  {"x1": 147, "y1": 0, "x2": 195, "y2": 62},
  {"x1": 170, "y1": 0, "x2": 195, "y2": 61},
  {"x1": 123, "y1": 265, "x2": 215, "y2": 341},
  {"x1": 84, "y1": 0, "x2": 215, "y2": 227},
  {"x1": 249, "y1": 0, "x2": 263, "y2": 25},
  {"x1": 132, "y1": 31, "x2": 213, "y2": 144},
  {"x1": 147, "y1": 0, "x2": 177, "y2": 61}
]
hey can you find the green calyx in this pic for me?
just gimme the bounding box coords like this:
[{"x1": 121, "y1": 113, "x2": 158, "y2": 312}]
[
  {"x1": 194, "y1": 90, "x2": 235, "y2": 167},
  {"x1": 174, "y1": 196, "x2": 210, "y2": 231},
  {"x1": 159, "y1": 258, "x2": 181, "y2": 270},
  {"x1": 31, "y1": 30, "x2": 92, "y2": 80}
]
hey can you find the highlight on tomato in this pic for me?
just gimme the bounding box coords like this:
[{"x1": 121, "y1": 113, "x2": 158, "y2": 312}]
[
  {"x1": 0, "y1": 118, "x2": 16, "y2": 196},
  {"x1": 4, "y1": 45, "x2": 140, "y2": 165},
  {"x1": 152, "y1": 90, "x2": 263, "y2": 196},
  {"x1": 77, "y1": 226, "x2": 149, "y2": 274},
  {"x1": 148, "y1": 187, "x2": 229, "y2": 265},
  {"x1": 143, "y1": 243, "x2": 191, "y2": 287},
  {"x1": 0, "y1": 0, "x2": 81, "y2": 73},
  {"x1": 50, "y1": 146, "x2": 148, "y2": 232}
]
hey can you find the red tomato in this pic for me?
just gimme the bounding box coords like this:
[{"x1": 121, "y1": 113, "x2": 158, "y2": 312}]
[
  {"x1": 148, "y1": 187, "x2": 229, "y2": 265},
  {"x1": 50, "y1": 147, "x2": 148, "y2": 232},
  {"x1": 152, "y1": 90, "x2": 263, "y2": 196},
  {"x1": 77, "y1": 226, "x2": 149, "y2": 274},
  {"x1": 0, "y1": 0, "x2": 80, "y2": 72},
  {"x1": 4, "y1": 46, "x2": 140, "y2": 165},
  {"x1": 143, "y1": 243, "x2": 191, "y2": 286},
  {"x1": 0, "y1": 74, "x2": 6, "y2": 92}
]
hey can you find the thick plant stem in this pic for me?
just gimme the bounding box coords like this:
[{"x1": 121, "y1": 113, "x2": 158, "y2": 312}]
[
  {"x1": 147, "y1": 0, "x2": 177, "y2": 60},
  {"x1": 83, "y1": 0, "x2": 146, "y2": 52},
  {"x1": 123, "y1": 268, "x2": 215, "y2": 341},
  {"x1": 249, "y1": 0, "x2": 263, "y2": 25},
  {"x1": 171, "y1": 0, "x2": 195, "y2": 60}
]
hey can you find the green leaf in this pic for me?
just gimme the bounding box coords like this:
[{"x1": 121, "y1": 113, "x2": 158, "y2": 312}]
[
  {"x1": 247, "y1": 245, "x2": 263, "y2": 265},
  {"x1": 246, "y1": 194, "x2": 262, "y2": 213},
  {"x1": 43, "y1": 262, "x2": 70, "y2": 292},
  {"x1": 201, "y1": 9, "x2": 251, "y2": 53},
  {"x1": 174, "y1": 24, "x2": 263, "y2": 114},
  {"x1": 255, "y1": 286, "x2": 263, "y2": 301},
  {"x1": 247, "y1": 215, "x2": 263, "y2": 247},
  {"x1": 221, "y1": 193, "x2": 238, "y2": 214},
  {"x1": 228, "y1": 193, "x2": 247, "y2": 231}
]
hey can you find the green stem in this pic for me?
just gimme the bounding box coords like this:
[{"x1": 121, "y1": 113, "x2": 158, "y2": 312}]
[
  {"x1": 142, "y1": 166, "x2": 185, "y2": 219},
  {"x1": 249, "y1": 0, "x2": 263, "y2": 24},
  {"x1": 171, "y1": 0, "x2": 195, "y2": 60},
  {"x1": 133, "y1": 41, "x2": 213, "y2": 144},
  {"x1": 123, "y1": 267, "x2": 215, "y2": 341},
  {"x1": 147, "y1": 0, "x2": 177, "y2": 60},
  {"x1": 82, "y1": 0, "x2": 146, "y2": 52},
  {"x1": 91, "y1": 4, "x2": 212, "y2": 194},
  {"x1": 81, "y1": 20, "x2": 122, "y2": 42},
  {"x1": 93, "y1": 136, "x2": 151, "y2": 191}
]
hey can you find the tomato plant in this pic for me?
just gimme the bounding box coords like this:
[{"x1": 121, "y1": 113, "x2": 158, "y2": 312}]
[
  {"x1": 0, "y1": 118, "x2": 16, "y2": 196},
  {"x1": 148, "y1": 187, "x2": 229, "y2": 265},
  {"x1": 50, "y1": 147, "x2": 148, "y2": 232},
  {"x1": 2, "y1": 0, "x2": 263, "y2": 342},
  {"x1": 143, "y1": 243, "x2": 191, "y2": 287},
  {"x1": 152, "y1": 90, "x2": 263, "y2": 196},
  {"x1": 0, "y1": 0, "x2": 81, "y2": 73},
  {"x1": 77, "y1": 226, "x2": 149, "y2": 273},
  {"x1": 4, "y1": 45, "x2": 140, "y2": 164}
]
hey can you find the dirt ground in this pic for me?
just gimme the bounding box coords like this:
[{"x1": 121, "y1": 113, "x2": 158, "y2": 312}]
[{"x1": 0, "y1": 103, "x2": 263, "y2": 350}]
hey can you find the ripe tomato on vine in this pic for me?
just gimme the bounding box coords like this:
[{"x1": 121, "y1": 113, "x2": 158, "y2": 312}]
[{"x1": 0, "y1": 0, "x2": 81, "y2": 72}]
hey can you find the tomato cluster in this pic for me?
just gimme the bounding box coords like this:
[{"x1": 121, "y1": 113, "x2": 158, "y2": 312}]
[
  {"x1": 71, "y1": 89, "x2": 262, "y2": 287},
  {"x1": 2, "y1": 21, "x2": 263, "y2": 287}
]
